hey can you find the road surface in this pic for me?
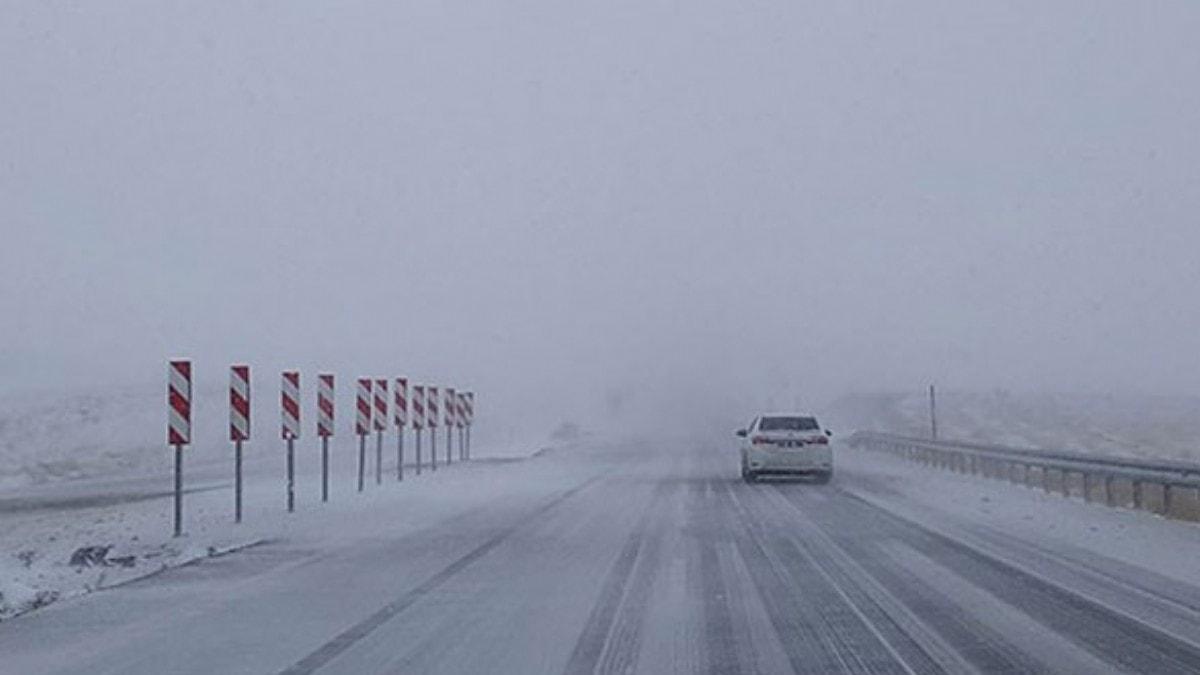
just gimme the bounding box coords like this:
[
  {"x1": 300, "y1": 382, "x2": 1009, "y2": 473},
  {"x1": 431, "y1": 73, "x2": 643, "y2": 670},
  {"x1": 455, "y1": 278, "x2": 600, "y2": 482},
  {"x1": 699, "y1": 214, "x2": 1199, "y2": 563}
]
[{"x1": 3, "y1": 438, "x2": 1200, "y2": 674}]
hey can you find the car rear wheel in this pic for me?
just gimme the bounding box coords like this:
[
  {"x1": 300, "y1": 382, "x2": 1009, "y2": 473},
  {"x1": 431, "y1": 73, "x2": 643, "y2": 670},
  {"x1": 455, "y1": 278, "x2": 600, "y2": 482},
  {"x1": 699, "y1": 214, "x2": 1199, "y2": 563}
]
[
  {"x1": 740, "y1": 462, "x2": 757, "y2": 483},
  {"x1": 812, "y1": 471, "x2": 832, "y2": 485}
]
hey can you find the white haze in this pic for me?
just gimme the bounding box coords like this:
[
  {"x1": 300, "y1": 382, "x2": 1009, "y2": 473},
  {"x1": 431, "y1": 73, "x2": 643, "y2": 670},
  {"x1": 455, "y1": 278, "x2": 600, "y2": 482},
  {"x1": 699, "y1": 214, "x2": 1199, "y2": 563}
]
[{"x1": 2, "y1": 2, "x2": 1199, "y2": 441}]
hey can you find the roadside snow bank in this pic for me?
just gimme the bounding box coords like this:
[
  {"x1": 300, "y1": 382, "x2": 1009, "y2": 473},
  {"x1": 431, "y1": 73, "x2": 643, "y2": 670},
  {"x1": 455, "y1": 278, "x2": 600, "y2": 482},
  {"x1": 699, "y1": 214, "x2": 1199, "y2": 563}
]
[
  {"x1": 0, "y1": 427, "x2": 555, "y2": 621},
  {"x1": 836, "y1": 443, "x2": 1200, "y2": 588}
]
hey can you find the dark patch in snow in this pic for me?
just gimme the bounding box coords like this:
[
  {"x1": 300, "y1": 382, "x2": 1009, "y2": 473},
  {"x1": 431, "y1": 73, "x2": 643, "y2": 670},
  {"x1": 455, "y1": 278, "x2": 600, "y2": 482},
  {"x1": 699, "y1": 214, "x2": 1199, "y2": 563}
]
[
  {"x1": 550, "y1": 421, "x2": 583, "y2": 442},
  {"x1": 68, "y1": 545, "x2": 111, "y2": 568}
]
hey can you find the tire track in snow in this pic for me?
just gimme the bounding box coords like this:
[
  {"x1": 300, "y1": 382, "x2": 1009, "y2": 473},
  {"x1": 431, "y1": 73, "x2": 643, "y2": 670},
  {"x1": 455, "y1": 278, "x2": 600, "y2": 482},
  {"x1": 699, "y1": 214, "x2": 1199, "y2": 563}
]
[
  {"x1": 806, "y1": 486, "x2": 1200, "y2": 673},
  {"x1": 758, "y1": 485, "x2": 971, "y2": 674},
  {"x1": 563, "y1": 480, "x2": 672, "y2": 675},
  {"x1": 777, "y1": 487, "x2": 1044, "y2": 672},
  {"x1": 278, "y1": 474, "x2": 604, "y2": 675},
  {"x1": 715, "y1": 476, "x2": 909, "y2": 674},
  {"x1": 688, "y1": 477, "x2": 742, "y2": 674}
]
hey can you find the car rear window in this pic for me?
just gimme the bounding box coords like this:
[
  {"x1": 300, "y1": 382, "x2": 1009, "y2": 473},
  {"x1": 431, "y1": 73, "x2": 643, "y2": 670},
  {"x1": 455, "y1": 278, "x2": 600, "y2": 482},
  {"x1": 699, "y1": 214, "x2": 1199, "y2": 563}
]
[{"x1": 759, "y1": 416, "x2": 819, "y2": 431}]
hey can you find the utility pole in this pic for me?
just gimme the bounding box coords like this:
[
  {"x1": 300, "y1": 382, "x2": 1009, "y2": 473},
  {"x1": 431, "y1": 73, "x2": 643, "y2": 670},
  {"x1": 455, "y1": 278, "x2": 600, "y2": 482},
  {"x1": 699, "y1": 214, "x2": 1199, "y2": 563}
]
[{"x1": 929, "y1": 384, "x2": 938, "y2": 440}]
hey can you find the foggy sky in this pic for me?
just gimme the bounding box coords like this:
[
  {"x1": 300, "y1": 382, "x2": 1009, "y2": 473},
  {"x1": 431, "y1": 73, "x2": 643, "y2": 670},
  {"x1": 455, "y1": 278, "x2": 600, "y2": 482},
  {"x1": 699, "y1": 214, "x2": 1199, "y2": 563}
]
[{"x1": 3, "y1": 2, "x2": 1199, "y2": 434}]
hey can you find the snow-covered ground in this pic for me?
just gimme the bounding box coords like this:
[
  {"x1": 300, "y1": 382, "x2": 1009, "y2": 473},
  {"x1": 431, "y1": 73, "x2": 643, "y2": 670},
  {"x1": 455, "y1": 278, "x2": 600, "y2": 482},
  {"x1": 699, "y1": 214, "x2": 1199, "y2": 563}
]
[
  {"x1": 835, "y1": 444, "x2": 1200, "y2": 590},
  {"x1": 0, "y1": 431, "x2": 550, "y2": 620},
  {"x1": 0, "y1": 381, "x2": 550, "y2": 620},
  {"x1": 6, "y1": 382, "x2": 1200, "y2": 626},
  {"x1": 0, "y1": 386, "x2": 196, "y2": 490},
  {"x1": 827, "y1": 390, "x2": 1200, "y2": 462},
  {"x1": 4, "y1": 435, "x2": 1198, "y2": 674}
]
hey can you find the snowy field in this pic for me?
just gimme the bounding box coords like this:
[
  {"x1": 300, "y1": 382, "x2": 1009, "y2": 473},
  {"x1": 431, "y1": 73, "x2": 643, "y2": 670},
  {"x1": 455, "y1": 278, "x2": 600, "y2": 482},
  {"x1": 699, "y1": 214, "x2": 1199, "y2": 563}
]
[
  {"x1": 827, "y1": 391, "x2": 1200, "y2": 462},
  {"x1": 0, "y1": 383, "x2": 535, "y2": 491}
]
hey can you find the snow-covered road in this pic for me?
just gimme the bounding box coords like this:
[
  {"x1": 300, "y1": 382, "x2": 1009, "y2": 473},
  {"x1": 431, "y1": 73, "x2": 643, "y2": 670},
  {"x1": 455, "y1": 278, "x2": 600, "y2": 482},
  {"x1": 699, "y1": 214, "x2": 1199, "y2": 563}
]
[{"x1": 3, "y1": 437, "x2": 1200, "y2": 674}]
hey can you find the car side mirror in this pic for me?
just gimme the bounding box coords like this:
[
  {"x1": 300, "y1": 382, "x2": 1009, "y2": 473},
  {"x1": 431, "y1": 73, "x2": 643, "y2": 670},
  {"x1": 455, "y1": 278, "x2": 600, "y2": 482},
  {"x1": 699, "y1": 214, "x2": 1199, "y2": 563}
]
[
  {"x1": 736, "y1": 429, "x2": 748, "y2": 438},
  {"x1": 825, "y1": 429, "x2": 833, "y2": 437}
]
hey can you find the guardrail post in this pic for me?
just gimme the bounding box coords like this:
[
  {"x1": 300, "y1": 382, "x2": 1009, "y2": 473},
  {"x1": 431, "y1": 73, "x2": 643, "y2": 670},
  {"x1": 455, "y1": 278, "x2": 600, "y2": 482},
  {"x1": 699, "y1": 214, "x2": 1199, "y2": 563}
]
[
  {"x1": 1104, "y1": 476, "x2": 1115, "y2": 507},
  {"x1": 1163, "y1": 483, "x2": 1173, "y2": 516},
  {"x1": 1082, "y1": 473, "x2": 1093, "y2": 503},
  {"x1": 1133, "y1": 481, "x2": 1144, "y2": 510},
  {"x1": 1042, "y1": 467, "x2": 1051, "y2": 494},
  {"x1": 1061, "y1": 470, "x2": 1071, "y2": 498}
]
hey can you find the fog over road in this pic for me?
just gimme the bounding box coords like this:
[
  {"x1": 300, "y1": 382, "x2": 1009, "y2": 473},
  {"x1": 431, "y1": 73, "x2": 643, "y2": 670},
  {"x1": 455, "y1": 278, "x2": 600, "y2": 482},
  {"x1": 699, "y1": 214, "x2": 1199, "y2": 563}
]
[{"x1": 4, "y1": 440, "x2": 1200, "y2": 675}]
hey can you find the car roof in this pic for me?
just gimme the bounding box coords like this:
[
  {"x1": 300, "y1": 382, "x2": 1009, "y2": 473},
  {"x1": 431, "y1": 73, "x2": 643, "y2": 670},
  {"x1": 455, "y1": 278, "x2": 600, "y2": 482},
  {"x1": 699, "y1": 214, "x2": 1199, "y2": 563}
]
[{"x1": 755, "y1": 412, "x2": 820, "y2": 418}]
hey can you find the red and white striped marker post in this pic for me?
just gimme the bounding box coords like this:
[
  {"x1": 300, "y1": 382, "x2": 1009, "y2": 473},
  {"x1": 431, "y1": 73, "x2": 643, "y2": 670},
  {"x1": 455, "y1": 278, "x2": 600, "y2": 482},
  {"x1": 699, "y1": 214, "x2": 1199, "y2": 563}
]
[
  {"x1": 453, "y1": 392, "x2": 462, "y2": 461},
  {"x1": 456, "y1": 392, "x2": 467, "y2": 461},
  {"x1": 464, "y1": 392, "x2": 474, "y2": 460},
  {"x1": 427, "y1": 387, "x2": 439, "y2": 471},
  {"x1": 282, "y1": 371, "x2": 301, "y2": 513},
  {"x1": 444, "y1": 387, "x2": 456, "y2": 466},
  {"x1": 412, "y1": 385, "x2": 425, "y2": 475},
  {"x1": 168, "y1": 359, "x2": 192, "y2": 537},
  {"x1": 317, "y1": 374, "x2": 335, "y2": 502},
  {"x1": 230, "y1": 365, "x2": 251, "y2": 523},
  {"x1": 356, "y1": 378, "x2": 371, "y2": 492},
  {"x1": 394, "y1": 378, "x2": 408, "y2": 482},
  {"x1": 374, "y1": 379, "x2": 387, "y2": 485}
]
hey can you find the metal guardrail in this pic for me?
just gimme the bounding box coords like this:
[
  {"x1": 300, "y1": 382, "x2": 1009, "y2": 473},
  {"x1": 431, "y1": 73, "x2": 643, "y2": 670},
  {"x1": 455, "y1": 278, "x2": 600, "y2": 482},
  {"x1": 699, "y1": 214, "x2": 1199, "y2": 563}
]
[{"x1": 847, "y1": 431, "x2": 1200, "y2": 521}]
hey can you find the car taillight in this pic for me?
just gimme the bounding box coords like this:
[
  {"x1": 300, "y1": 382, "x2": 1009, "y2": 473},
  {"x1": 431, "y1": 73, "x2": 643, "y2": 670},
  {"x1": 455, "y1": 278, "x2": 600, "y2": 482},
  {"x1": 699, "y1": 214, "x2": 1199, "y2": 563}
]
[
  {"x1": 811, "y1": 435, "x2": 829, "y2": 445},
  {"x1": 751, "y1": 436, "x2": 772, "y2": 445}
]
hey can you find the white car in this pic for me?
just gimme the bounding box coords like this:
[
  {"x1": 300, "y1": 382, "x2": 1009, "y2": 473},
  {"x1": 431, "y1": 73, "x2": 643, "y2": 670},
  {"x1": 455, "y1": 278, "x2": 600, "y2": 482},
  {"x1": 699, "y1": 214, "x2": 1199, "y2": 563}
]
[{"x1": 737, "y1": 414, "x2": 833, "y2": 483}]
